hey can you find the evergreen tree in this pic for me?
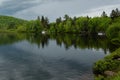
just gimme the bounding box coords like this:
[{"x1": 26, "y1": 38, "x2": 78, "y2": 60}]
[
  {"x1": 45, "y1": 17, "x2": 49, "y2": 29},
  {"x1": 101, "y1": 11, "x2": 108, "y2": 17},
  {"x1": 64, "y1": 14, "x2": 69, "y2": 21},
  {"x1": 110, "y1": 8, "x2": 120, "y2": 19},
  {"x1": 41, "y1": 16, "x2": 49, "y2": 28},
  {"x1": 37, "y1": 16, "x2": 40, "y2": 21},
  {"x1": 56, "y1": 17, "x2": 62, "y2": 24},
  {"x1": 115, "y1": 8, "x2": 120, "y2": 17},
  {"x1": 41, "y1": 16, "x2": 44, "y2": 27}
]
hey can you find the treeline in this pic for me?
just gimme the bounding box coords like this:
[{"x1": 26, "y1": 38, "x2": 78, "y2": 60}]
[
  {"x1": 0, "y1": 8, "x2": 120, "y2": 45},
  {"x1": 48, "y1": 8, "x2": 120, "y2": 45},
  {"x1": 0, "y1": 15, "x2": 50, "y2": 33},
  {"x1": 49, "y1": 8, "x2": 120, "y2": 33}
]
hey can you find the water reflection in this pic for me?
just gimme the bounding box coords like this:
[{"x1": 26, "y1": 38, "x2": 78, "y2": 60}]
[
  {"x1": 0, "y1": 33, "x2": 116, "y2": 52},
  {"x1": 0, "y1": 33, "x2": 117, "y2": 80}
]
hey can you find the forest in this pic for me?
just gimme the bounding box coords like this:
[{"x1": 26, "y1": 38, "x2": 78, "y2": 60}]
[{"x1": 0, "y1": 8, "x2": 120, "y2": 45}]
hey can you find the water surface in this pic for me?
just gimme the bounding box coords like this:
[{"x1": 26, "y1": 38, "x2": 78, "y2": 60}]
[{"x1": 0, "y1": 33, "x2": 112, "y2": 80}]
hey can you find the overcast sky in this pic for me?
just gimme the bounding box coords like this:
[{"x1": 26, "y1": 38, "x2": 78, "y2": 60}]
[{"x1": 0, "y1": 0, "x2": 120, "y2": 21}]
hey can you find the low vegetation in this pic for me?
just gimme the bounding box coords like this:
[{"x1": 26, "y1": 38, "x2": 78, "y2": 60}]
[{"x1": 93, "y1": 48, "x2": 120, "y2": 80}]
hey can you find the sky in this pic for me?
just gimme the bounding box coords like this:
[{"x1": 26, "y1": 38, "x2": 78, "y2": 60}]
[{"x1": 0, "y1": 0, "x2": 120, "y2": 21}]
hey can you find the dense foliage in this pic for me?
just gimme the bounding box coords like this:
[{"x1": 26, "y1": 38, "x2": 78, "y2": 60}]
[
  {"x1": 49, "y1": 8, "x2": 120, "y2": 45},
  {"x1": 0, "y1": 15, "x2": 28, "y2": 31},
  {"x1": 106, "y1": 22, "x2": 120, "y2": 45}
]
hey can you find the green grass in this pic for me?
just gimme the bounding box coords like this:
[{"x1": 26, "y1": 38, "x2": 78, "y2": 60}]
[{"x1": 112, "y1": 72, "x2": 120, "y2": 80}]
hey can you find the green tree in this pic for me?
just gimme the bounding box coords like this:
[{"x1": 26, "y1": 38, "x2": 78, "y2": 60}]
[
  {"x1": 64, "y1": 14, "x2": 70, "y2": 21},
  {"x1": 110, "y1": 8, "x2": 120, "y2": 19},
  {"x1": 101, "y1": 11, "x2": 108, "y2": 17},
  {"x1": 41, "y1": 16, "x2": 49, "y2": 29},
  {"x1": 106, "y1": 22, "x2": 120, "y2": 45},
  {"x1": 56, "y1": 17, "x2": 62, "y2": 25}
]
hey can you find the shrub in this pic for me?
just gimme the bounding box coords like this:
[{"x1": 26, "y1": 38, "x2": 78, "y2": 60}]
[
  {"x1": 93, "y1": 48, "x2": 120, "y2": 75},
  {"x1": 106, "y1": 23, "x2": 120, "y2": 45}
]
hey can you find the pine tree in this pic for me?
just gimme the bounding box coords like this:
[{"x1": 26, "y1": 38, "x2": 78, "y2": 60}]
[
  {"x1": 56, "y1": 17, "x2": 62, "y2": 24},
  {"x1": 64, "y1": 14, "x2": 69, "y2": 21},
  {"x1": 101, "y1": 11, "x2": 107, "y2": 17},
  {"x1": 110, "y1": 8, "x2": 120, "y2": 19},
  {"x1": 37, "y1": 16, "x2": 40, "y2": 21}
]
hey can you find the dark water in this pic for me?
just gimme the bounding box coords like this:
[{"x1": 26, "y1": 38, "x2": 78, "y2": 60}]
[{"x1": 0, "y1": 33, "x2": 114, "y2": 80}]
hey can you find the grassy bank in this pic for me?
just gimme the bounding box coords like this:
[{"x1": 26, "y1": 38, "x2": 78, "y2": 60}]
[{"x1": 93, "y1": 48, "x2": 120, "y2": 80}]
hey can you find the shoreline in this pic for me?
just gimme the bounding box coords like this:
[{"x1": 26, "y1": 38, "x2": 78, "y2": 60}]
[{"x1": 93, "y1": 48, "x2": 120, "y2": 80}]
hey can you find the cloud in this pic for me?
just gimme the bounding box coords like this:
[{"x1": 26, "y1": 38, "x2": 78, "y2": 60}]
[
  {"x1": 76, "y1": 4, "x2": 120, "y2": 17},
  {"x1": 0, "y1": 0, "x2": 120, "y2": 21},
  {"x1": 0, "y1": 0, "x2": 6, "y2": 5},
  {"x1": 0, "y1": 0, "x2": 49, "y2": 15},
  {"x1": 13, "y1": 0, "x2": 88, "y2": 21}
]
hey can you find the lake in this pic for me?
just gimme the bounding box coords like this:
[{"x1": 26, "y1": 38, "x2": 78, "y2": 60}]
[{"x1": 0, "y1": 33, "x2": 115, "y2": 80}]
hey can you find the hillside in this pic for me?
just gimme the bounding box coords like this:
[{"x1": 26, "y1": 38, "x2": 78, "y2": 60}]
[{"x1": 0, "y1": 15, "x2": 28, "y2": 30}]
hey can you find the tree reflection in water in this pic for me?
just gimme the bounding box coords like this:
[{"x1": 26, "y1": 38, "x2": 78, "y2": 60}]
[{"x1": 0, "y1": 33, "x2": 117, "y2": 53}]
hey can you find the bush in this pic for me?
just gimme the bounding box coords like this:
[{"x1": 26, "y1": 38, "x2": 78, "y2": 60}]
[
  {"x1": 17, "y1": 26, "x2": 26, "y2": 32},
  {"x1": 94, "y1": 48, "x2": 120, "y2": 80},
  {"x1": 93, "y1": 59, "x2": 119, "y2": 75},
  {"x1": 106, "y1": 23, "x2": 120, "y2": 45}
]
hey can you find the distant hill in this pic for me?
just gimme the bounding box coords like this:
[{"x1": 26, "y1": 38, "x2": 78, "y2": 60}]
[{"x1": 0, "y1": 15, "x2": 28, "y2": 29}]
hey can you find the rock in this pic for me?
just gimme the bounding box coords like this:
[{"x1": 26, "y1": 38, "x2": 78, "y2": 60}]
[
  {"x1": 104, "y1": 71, "x2": 116, "y2": 76},
  {"x1": 117, "y1": 58, "x2": 120, "y2": 60}
]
